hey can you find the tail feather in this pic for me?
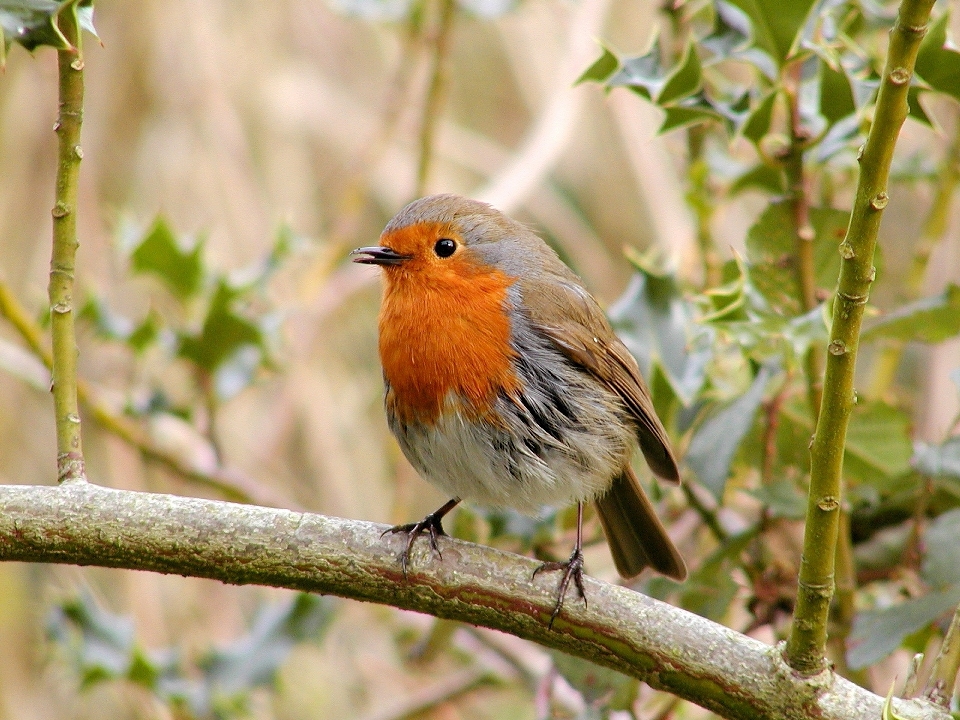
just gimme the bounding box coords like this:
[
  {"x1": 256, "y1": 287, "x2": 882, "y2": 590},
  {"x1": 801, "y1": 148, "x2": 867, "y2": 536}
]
[{"x1": 594, "y1": 467, "x2": 687, "y2": 581}]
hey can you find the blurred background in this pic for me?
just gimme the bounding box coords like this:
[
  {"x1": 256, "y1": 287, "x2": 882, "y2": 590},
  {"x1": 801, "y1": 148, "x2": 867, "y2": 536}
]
[{"x1": 1, "y1": 0, "x2": 959, "y2": 717}]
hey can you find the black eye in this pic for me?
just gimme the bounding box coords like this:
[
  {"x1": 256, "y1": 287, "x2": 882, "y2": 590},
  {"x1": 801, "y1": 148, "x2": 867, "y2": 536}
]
[{"x1": 434, "y1": 238, "x2": 457, "y2": 258}]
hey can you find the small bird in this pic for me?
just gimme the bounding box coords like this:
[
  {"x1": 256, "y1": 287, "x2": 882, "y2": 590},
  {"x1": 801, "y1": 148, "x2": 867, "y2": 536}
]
[{"x1": 353, "y1": 194, "x2": 686, "y2": 625}]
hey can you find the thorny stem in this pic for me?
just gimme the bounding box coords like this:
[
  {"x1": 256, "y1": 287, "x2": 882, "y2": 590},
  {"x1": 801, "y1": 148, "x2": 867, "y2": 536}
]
[
  {"x1": 866, "y1": 116, "x2": 960, "y2": 399},
  {"x1": 783, "y1": 63, "x2": 823, "y2": 418},
  {"x1": 49, "y1": 4, "x2": 86, "y2": 484},
  {"x1": 414, "y1": 0, "x2": 456, "y2": 197},
  {"x1": 785, "y1": 0, "x2": 937, "y2": 675},
  {"x1": 923, "y1": 604, "x2": 960, "y2": 707}
]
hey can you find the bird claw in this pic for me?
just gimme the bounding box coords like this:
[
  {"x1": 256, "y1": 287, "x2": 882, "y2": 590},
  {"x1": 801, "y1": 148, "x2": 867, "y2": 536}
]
[
  {"x1": 382, "y1": 511, "x2": 448, "y2": 576},
  {"x1": 533, "y1": 547, "x2": 587, "y2": 629}
]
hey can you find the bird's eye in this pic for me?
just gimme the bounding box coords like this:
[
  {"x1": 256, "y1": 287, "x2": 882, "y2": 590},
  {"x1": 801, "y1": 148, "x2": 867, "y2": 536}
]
[{"x1": 434, "y1": 238, "x2": 457, "y2": 258}]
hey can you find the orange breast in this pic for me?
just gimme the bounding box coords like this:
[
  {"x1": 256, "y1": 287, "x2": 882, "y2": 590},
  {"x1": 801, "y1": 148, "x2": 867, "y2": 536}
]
[{"x1": 378, "y1": 253, "x2": 520, "y2": 426}]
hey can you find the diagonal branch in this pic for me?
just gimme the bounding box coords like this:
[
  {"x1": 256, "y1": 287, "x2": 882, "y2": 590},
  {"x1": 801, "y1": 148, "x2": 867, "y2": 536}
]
[{"x1": 0, "y1": 483, "x2": 948, "y2": 720}]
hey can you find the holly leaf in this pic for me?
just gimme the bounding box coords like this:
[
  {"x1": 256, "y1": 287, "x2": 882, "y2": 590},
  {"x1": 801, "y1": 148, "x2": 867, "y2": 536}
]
[
  {"x1": 915, "y1": 12, "x2": 960, "y2": 104},
  {"x1": 687, "y1": 362, "x2": 777, "y2": 499},
  {"x1": 0, "y1": 0, "x2": 97, "y2": 64},
  {"x1": 921, "y1": 509, "x2": 960, "y2": 587},
  {"x1": 862, "y1": 284, "x2": 960, "y2": 344},
  {"x1": 577, "y1": 45, "x2": 618, "y2": 84},
  {"x1": 130, "y1": 218, "x2": 205, "y2": 300},
  {"x1": 607, "y1": 36, "x2": 667, "y2": 101},
  {"x1": 609, "y1": 256, "x2": 712, "y2": 405},
  {"x1": 724, "y1": 0, "x2": 817, "y2": 66},
  {"x1": 745, "y1": 202, "x2": 849, "y2": 316},
  {"x1": 847, "y1": 584, "x2": 960, "y2": 669}
]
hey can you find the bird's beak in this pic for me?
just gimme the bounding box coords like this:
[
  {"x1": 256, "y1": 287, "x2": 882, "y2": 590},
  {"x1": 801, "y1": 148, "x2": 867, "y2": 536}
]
[{"x1": 351, "y1": 246, "x2": 411, "y2": 266}]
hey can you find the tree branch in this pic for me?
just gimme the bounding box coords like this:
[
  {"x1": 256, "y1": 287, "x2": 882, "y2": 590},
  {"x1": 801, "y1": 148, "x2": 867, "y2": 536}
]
[{"x1": 0, "y1": 483, "x2": 948, "y2": 720}]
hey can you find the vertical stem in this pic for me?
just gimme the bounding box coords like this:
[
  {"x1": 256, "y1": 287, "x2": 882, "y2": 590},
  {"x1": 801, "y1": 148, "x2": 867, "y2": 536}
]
[
  {"x1": 414, "y1": 0, "x2": 456, "y2": 197},
  {"x1": 785, "y1": 0, "x2": 936, "y2": 675},
  {"x1": 783, "y1": 64, "x2": 823, "y2": 418},
  {"x1": 49, "y1": 3, "x2": 87, "y2": 484},
  {"x1": 923, "y1": 604, "x2": 960, "y2": 706}
]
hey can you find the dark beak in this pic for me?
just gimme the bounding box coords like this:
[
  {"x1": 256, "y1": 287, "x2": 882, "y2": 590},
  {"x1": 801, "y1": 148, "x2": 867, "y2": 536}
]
[{"x1": 350, "y1": 246, "x2": 411, "y2": 266}]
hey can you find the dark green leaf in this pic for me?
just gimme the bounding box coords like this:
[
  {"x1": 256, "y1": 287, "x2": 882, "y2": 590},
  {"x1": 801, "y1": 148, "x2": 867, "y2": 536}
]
[
  {"x1": 1, "y1": 0, "x2": 68, "y2": 56},
  {"x1": 609, "y1": 258, "x2": 712, "y2": 405},
  {"x1": 701, "y1": 0, "x2": 778, "y2": 78},
  {"x1": 862, "y1": 284, "x2": 960, "y2": 344},
  {"x1": 202, "y1": 594, "x2": 336, "y2": 696},
  {"x1": 906, "y1": 86, "x2": 933, "y2": 127},
  {"x1": 741, "y1": 90, "x2": 777, "y2": 144},
  {"x1": 577, "y1": 46, "x2": 618, "y2": 84},
  {"x1": 130, "y1": 218, "x2": 205, "y2": 300},
  {"x1": 730, "y1": 162, "x2": 786, "y2": 194},
  {"x1": 177, "y1": 280, "x2": 265, "y2": 376},
  {"x1": 745, "y1": 202, "x2": 849, "y2": 316},
  {"x1": 844, "y1": 401, "x2": 913, "y2": 482},
  {"x1": 915, "y1": 13, "x2": 960, "y2": 104},
  {"x1": 687, "y1": 362, "x2": 777, "y2": 499},
  {"x1": 0, "y1": 0, "x2": 97, "y2": 63},
  {"x1": 922, "y1": 509, "x2": 960, "y2": 587},
  {"x1": 745, "y1": 479, "x2": 807, "y2": 518},
  {"x1": 607, "y1": 37, "x2": 666, "y2": 101},
  {"x1": 549, "y1": 652, "x2": 637, "y2": 709},
  {"x1": 724, "y1": 0, "x2": 817, "y2": 65},
  {"x1": 128, "y1": 312, "x2": 161, "y2": 353},
  {"x1": 659, "y1": 103, "x2": 723, "y2": 133},
  {"x1": 658, "y1": 41, "x2": 702, "y2": 105},
  {"x1": 847, "y1": 584, "x2": 960, "y2": 669},
  {"x1": 819, "y1": 60, "x2": 856, "y2": 125}
]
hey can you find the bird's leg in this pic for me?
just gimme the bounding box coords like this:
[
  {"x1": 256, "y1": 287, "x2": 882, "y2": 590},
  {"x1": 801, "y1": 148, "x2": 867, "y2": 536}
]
[
  {"x1": 532, "y1": 503, "x2": 587, "y2": 629},
  {"x1": 382, "y1": 497, "x2": 461, "y2": 576}
]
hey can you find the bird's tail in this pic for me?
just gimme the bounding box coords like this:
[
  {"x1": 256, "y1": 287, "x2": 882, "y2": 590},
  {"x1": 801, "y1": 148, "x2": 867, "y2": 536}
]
[{"x1": 594, "y1": 467, "x2": 687, "y2": 581}]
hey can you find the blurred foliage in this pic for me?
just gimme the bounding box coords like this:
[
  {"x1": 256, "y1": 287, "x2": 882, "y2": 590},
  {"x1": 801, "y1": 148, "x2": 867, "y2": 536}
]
[
  {"x1": 2, "y1": 0, "x2": 960, "y2": 716},
  {"x1": 48, "y1": 592, "x2": 337, "y2": 720}
]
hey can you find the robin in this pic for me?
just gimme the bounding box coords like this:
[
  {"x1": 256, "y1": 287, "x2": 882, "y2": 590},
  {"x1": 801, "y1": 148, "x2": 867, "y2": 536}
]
[{"x1": 352, "y1": 194, "x2": 687, "y2": 625}]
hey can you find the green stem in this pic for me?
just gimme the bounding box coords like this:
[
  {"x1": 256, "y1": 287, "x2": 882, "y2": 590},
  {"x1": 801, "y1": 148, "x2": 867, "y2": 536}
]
[
  {"x1": 923, "y1": 604, "x2": 960, "y2": 706},
  {"x1": 785, "y1": 0, "x2": 937, "y2": 675},
  {"x1": 783, "y1": 65, "x2": 823, "y2": 418},
  {"x1": 866, "y1": 117, "x2": 960, "y2": 399},
  {"x1": 49, "y1": 4, "x2": 86, "y2": 484},
  {"x1": 414, "y1": 0, "x2": 456, "y2": 197}
]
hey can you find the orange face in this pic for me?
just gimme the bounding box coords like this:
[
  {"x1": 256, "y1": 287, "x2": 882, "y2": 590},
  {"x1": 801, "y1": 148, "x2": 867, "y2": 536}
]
[{"x1": 353, "y1": 221, "x2": 521, "y2": 426}]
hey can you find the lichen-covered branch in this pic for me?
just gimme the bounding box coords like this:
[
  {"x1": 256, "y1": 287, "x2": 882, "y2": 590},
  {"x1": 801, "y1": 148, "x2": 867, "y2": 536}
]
[
  {"x1": 49, "y1": 4, "x2": 86, "y2": 483},
  {"x1": 785, "y1": 0, "x2": 937, "y2": 675},
  {"x1": 0, "y1": 483, "x2": 949, "y2": 720}
]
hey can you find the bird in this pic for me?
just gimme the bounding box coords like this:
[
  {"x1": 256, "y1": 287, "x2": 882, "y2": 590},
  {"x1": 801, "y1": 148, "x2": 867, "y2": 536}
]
[{"x1": 352, "y1": 193, "x2": 686, "y2": 626}]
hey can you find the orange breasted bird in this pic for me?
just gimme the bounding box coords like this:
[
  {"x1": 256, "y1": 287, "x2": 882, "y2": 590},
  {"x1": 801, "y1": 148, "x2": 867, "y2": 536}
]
[{"x1": 352, "y1": 194, "x2": 687, "y2": 625}]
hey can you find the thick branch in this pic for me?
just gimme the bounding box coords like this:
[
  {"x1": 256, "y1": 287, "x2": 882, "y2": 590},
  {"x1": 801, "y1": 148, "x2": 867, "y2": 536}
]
[
  {"x1": 0, "y1": 483, "x2": 948, "y2": 720},
  {"x1": 785, "y1": 0, "x2": 937, "y2": 675}
]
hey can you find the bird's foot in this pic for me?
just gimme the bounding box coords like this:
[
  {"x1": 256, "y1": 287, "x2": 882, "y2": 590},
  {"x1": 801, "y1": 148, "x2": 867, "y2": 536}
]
[
  {"x1": 382, "y1": 511, "x2": 449, "y2": 576},
  {"x1": 533, "y1": 546, "x2": 587, "y2": 629}
]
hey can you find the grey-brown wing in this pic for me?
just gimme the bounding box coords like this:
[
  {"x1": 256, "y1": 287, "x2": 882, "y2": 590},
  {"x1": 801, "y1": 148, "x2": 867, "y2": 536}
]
[{"x1": 518, "y1": 276, "x2": 680, "y2": 483}]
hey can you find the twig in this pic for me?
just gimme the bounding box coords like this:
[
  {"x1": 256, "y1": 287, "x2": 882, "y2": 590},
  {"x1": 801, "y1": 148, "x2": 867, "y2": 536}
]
[
  {"x1": 49, "y1": 2, "x2": 87, "y2": 484},
  {"x1": 0, "y1": 482, "x2": 949, "y2": 720},
  {"x1": 922, "y1": 603, "x2": 960, "y2": 707},
  {"x1": 785, "y1": 0, "x2": 937, "y2": 675}
]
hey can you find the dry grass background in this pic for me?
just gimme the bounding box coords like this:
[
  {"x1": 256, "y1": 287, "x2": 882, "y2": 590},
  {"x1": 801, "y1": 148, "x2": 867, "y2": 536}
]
[{"x1": 0, "y1": 0, "x2": 959, "y2": 717}]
